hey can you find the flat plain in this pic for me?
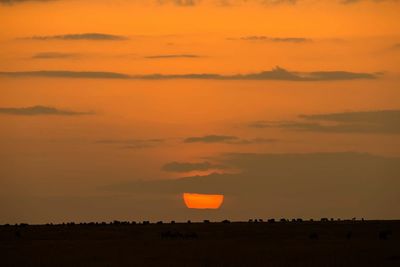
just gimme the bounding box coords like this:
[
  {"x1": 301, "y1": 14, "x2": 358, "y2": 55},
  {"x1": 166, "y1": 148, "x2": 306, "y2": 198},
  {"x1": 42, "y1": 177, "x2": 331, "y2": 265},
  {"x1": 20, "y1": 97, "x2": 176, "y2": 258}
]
[{"x1": 1, "y1": 220, "x2": 399, "y2": 266}]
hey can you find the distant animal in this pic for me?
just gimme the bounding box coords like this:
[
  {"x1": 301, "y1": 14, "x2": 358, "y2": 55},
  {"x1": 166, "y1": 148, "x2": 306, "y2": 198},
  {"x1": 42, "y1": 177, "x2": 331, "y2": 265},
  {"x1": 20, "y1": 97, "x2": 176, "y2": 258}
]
[
  {"x1": 379, "y1": 230, "x2": 392, "y2": 240},
  {"x1": 309, "y1": 232, "x2": 319, "y2": 240},
  {"x1": 184, "y1": 232, "x2": 199, "y2": 239},
  {"x1": 15, "y1": 230, "x2": 21, "y2": 238},
  {"x1": 160, "y1": 231, "x2": 198, "y2": 240},
  {"x1": 346, "y1": 231, "x2": 352, "y2": 240}
]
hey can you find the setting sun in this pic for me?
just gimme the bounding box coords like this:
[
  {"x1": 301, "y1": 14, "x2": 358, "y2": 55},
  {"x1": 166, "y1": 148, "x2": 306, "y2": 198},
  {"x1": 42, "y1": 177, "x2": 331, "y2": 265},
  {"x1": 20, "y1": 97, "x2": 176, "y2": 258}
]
[{"x1": 183, "y1": 193, "x2": 224, "y2": 209}]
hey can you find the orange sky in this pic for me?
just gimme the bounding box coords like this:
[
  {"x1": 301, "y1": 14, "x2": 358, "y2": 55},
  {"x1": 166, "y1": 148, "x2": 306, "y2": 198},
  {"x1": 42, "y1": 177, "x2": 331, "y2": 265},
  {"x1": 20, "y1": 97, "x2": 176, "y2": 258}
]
[{"x1": 0, "y1": 0, "x2": 400, "y2": 223}]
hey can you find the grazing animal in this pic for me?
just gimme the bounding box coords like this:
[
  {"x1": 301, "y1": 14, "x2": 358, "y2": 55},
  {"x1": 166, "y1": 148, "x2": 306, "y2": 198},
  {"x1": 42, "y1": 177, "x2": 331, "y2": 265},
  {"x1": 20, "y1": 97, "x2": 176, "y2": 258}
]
[
  {"x1": 309, "y1": 232, "x2": 319, "y2": 240},
  {"x1": 160, "y1": 231, "x2": 199, "y2": 240},
  {"x1": 346, "y1": 231, "x2": 352, "y2": 240},
  {"x1": 15, "y1": 230, "x2": 21, "y2": 238},
  {"x1": 379, "y1": 230, "x2": 392, "y2": 240}
]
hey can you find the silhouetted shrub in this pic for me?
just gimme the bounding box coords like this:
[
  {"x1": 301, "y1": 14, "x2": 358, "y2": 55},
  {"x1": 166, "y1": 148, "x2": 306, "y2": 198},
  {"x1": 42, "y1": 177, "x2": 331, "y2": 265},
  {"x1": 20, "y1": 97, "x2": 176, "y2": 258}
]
[
  {"x1": 296, "y1": 218, "x2": 303, "y2": 222},
  {"x1": 203, "y1": 220, "x2": 210, "y2": 223},
  {"x1": 157, "y1": 221, "x2": 163, "y2": 225},
  {"x1": 280, "y1": 218, "x2": 287, "y2": 223},
  {"x1": 268, "y1": 219, "x2": 275, "y2": 223},
  {"x1": 187, "y1": 220, "x2": 191, "y2": 224},
  {"x1": 170, "y1": 220, "x2": 175, "y2": 224},
  {"x1": 222, "y1": 219, "x2": 230, "y2": 224},
  {"x1": 248, "y1": 219, "x2": 253, "y2": 223},
  {"x1": 142, "y1": 221, "x2": 150, "y2": 225},
  {"x1": 320, "y1": 218, "x2": 329, "y2": 222}
]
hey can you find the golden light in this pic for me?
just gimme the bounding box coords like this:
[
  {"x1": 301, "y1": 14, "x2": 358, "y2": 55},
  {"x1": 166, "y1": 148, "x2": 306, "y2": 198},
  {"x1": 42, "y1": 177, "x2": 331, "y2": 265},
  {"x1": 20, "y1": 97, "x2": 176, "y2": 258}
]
[{"x1": 183, "y1": 193, "x2": 224, "y2": 209}]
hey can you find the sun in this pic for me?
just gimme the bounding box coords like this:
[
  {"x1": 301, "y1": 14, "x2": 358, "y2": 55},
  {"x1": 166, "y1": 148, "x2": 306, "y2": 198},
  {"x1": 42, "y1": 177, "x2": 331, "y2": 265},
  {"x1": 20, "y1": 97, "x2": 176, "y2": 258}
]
[{"x1": 183, "y1": 193, "x2": 224, "y2": 209}]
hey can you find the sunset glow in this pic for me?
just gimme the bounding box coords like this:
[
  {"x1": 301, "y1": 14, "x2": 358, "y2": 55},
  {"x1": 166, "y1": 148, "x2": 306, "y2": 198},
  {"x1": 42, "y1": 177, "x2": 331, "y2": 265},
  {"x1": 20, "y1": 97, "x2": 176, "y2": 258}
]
[
  {"x1": 183, "y1": 193, "x2": 224, "y2": 209},
  {"x1": 0, "y1": 0, "x2": 399, "y2": 224}
]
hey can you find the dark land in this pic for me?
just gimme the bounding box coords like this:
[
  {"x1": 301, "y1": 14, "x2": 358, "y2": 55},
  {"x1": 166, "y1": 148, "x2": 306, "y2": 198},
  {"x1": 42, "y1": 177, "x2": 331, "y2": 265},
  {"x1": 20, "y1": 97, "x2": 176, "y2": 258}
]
[{"x1": 1, "y1": 220, "x2": 399, "y2": 266}]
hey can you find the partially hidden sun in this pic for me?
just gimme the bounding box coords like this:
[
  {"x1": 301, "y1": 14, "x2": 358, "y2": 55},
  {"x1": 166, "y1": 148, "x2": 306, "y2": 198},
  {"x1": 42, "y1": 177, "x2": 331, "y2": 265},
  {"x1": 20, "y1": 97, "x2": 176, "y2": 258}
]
[{"x1": 183, "y1": 193, "x2": 224, "y2": 209}]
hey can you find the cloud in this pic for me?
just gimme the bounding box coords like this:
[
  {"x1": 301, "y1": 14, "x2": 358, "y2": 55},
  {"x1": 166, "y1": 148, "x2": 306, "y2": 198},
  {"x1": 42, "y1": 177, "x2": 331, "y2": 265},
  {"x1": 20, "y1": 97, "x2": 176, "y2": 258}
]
[
  {"x1": 183, "y1": 135, "x2": 279, "y2": 144},
  {"x1": 232, "y1": 36, "x2": 311, "y2": 43},
  {"x1": 24, "y1": 33, "x2": 128, "y2": 41},
  {"x1": 340, "y1": 0, "x2": 399, "y2": 4},
  {"x1": 144, "y1": 54, "x2": 201, "y2": 59},
  {"x1": 32, "y1": 52, "x2": 78, "y2": 59},
  {"x1": 0, "y1": 105, "x2": 93, "y2": 116},
  {"x1": 0, "y1": 67, "x2": 378, "y2": 81},
  {"x1": 0, "y1": 0, "x2": 55, "y2": 4},
  {"x1": 184, "y1": 135, "x2": 239, "y2": 143},
  {"x1": 95, "y1": 138, "x2": 165, "y2": 149},
  {"x1": 0, "y1": 70, "x2": 131, "y2": 79},
  {"x1": 251, "y1": 110, "x2": 400, "y2": 134},
  {"x1": 228, "y1": 137, "x2": 279, "y2": 144},
  {"x1": 162, "y1": 161, "x2": 225, "y2": 172}
]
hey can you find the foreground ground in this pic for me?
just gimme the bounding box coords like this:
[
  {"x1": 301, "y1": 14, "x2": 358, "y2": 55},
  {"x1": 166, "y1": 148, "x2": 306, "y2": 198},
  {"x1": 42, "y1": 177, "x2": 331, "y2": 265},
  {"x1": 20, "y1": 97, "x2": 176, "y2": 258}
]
[{"x1": 1, "y1": 220, "x2": 399, "y2": 266}]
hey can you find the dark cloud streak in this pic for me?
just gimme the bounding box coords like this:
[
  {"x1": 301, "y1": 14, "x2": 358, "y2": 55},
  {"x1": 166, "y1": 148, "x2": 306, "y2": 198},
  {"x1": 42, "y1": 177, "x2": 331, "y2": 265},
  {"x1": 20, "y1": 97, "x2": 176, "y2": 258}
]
[
  {"x1": 0, "y1": 105, "x2": 93, "y2": 116},
  {"x1": 251, "y1": 110, "x2": 400, "y2": 134},
  {"x1": 0, "y1": 67, "x2": 379, "y2": 81}
]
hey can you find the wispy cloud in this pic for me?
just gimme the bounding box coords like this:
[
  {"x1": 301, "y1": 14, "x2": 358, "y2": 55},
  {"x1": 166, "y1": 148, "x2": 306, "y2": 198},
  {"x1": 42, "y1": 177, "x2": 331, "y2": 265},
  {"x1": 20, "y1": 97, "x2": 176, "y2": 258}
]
[
  {"x1": 0, "y1": 70, "x2": 131, "y2": 79},
  {"x1": 32, "y1": 52, "x2": 78, "y2": 59},
  {"x1": 162, "y1": 161, "x2": 225, "y2": 172},
  {"x1": 250, "y1": 110, "x2": 400, "y2": 134},
  {"x1": 231, "y1": 36, "x2": 311, "y2": 43},
  {"x1": 95, "y1": 138, "x2": 165, "y2": 149},
  {"x1": 144, "y1": 54, "x2": 201, "y2": 59},
  {"x1": 23, "y1": 33, "x2": 128, "y2": 41},
  {"x1": 0, "y1": 67, "x2": 379, "y2": 81},
  {"x1": 183, "y1": 135, "x2": 279, "y2": 144},
  {"x1": 0, "y1": 105, "x2": 93, "y2": 116},
  {"x1": 0, "y1": 0, "x2": 55, "y2": 5},
  {"x1": 184, "y1": 135, "x2": 238, "y2": 143}
]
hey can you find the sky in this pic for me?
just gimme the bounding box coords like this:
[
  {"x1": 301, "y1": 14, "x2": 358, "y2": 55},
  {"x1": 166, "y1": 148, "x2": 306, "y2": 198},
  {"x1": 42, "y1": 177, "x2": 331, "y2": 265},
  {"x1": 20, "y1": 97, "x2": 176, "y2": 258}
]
[{"x1": 0, "y1": 0, "x2": 400, "y2": 224}]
